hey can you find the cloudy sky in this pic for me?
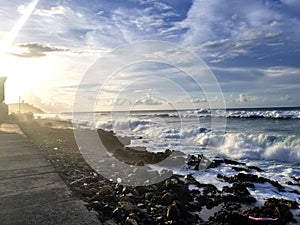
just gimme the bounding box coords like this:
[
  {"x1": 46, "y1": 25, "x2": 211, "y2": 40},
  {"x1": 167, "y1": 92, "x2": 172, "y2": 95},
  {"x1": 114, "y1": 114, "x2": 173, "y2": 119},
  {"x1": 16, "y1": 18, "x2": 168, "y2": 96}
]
[{"x1": 0, "y1": 0, "x2": 299, "y2": 112}]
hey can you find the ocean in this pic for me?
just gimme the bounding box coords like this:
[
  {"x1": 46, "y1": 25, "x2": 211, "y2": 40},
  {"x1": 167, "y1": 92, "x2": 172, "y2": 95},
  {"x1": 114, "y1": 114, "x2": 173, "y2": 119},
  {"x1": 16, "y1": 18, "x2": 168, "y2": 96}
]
[{"x1": 40, "y1": 107, "x2": 300, "y2": 206}]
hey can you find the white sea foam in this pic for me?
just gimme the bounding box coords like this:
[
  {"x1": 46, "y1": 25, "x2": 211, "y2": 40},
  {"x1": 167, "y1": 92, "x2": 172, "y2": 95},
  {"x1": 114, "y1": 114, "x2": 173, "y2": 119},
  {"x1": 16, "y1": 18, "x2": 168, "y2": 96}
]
[
  {"x1": 210, "y1": 133, "x2": 300, "y2": 163},
  {"x1": 264, "y1": 145, "x2": 300, "y2": 163},
  {"x1": 171, "y1": 109, "x2": 300, "y2": 119},
  {"x1": 37, "y1": 109, "x2": 300, "y2": 203}
]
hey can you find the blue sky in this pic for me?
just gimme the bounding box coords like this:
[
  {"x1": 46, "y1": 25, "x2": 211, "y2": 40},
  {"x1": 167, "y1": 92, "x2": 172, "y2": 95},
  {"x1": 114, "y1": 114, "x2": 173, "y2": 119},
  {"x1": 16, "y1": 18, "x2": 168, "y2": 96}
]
[{"x1": 0, "y1": 0, "x2": 299, "y2": 112}]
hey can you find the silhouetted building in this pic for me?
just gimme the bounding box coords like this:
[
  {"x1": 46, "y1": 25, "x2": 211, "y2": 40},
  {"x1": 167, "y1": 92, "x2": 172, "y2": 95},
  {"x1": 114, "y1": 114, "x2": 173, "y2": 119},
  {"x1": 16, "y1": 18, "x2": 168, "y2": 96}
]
[
  {"x1": 0, "y1": 77, "x2": 8, "y2": 122},
  {"x1": 0, "y1": 77, "x2": 6, "y2": 103}
]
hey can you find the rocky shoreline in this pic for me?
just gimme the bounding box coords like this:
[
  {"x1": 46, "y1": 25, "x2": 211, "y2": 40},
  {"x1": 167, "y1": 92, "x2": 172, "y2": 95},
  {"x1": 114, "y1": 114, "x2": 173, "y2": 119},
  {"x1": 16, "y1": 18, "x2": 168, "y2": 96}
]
[{"x1": 18, "y1": 119, "x2": 300, "y2": 225}]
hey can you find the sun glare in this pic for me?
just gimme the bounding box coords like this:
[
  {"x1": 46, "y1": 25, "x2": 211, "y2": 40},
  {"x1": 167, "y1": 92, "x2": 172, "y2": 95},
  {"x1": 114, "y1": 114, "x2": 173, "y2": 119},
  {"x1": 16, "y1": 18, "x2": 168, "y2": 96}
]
[
  {"x1": 0, "y1": 0, "x2": 39, "y2": 103},
  {"x1": 0, "y1": 56, "x2": 36, "y2": 102}
]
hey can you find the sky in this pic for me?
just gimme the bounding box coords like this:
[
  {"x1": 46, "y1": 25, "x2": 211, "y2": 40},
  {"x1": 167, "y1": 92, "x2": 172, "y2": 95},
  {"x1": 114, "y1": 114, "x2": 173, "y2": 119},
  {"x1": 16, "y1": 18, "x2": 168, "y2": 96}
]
[{"x1": 0, "y1": 0, "x2": 300, "y2": 112}]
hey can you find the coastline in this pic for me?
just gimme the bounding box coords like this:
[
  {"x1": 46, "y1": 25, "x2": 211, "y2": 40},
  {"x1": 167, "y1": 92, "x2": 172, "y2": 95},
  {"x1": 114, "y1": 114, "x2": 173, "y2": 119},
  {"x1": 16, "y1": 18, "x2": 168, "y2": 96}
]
[{"x1": 18, "y1": 118, "x2": 300, "y2": 224}]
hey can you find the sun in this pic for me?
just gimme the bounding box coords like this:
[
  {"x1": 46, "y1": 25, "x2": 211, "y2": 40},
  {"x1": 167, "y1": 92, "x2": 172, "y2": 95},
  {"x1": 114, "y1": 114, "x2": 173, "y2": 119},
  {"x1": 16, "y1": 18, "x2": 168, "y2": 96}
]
[
  {"x1": 0, "y1": 52, "x2": 53, "y2": 103},
  {"x1": 1, "y1": 55, "x2": 33, "y2": 103},
  {"x1": 0, "y1": 0, "x2": 40, "y2": 103}
]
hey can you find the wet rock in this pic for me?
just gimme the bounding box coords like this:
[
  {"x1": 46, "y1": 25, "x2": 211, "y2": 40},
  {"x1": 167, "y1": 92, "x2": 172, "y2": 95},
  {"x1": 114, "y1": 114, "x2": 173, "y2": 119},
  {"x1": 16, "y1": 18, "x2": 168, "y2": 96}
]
[
  {"x1": 210, "y1": 210, "x2": 249, "y2": 225},
  {"x1": 103, "y1": 220, "x2": 118, "y2": 225},
  {"x1": 187, "y1": 154, "x2": 211, "y2": 170},
  {"x1": 224, "y1": 173, "x2": 285, "y2": 191},
  {"x1": 187, "y1": 201, "x2": 202, "y2": 212},
  {"x1": 202, "y1": 184, "x2": 218, "y2": 195},
  {"x1": 208, "y1": 157, "x2": 247, "y2": 169},
  {"x1": 144, "y1": 192, "x2": 154, "y2": 201},
  {"x1": 112, "y1": 207, "x2": 126, "y2": 221},
  {"x1": 207, "y1": 158, "x2": 224, "y2": 168},
  {"x1": 232, "y1": 166, "x2": 249, "y2": 172},
  {"x1": 224, "y1": 201, "x2": 241, "y2": 210},
  {"x1": 119, "y1": 201, "x2": 137, "y2": 213},
  {"x1": 134, "y1": 186, "x2": 148, "y2": 195},
  {"x1": 223, "y1": 183, "x2": 250, "y2": 196},
  {"x1": 137, "y1": 211, "x2": 152, "y2": 223},
  {"x1": 244, "y1": 198, "x2": 298, "y2": 224},
  {"x1": 166, "y1": 203, "x2": 180, "y2": 220},
  {"x1": 222, "y1": 194, "x2": 256, "y2": 204},
  {"x1": 197, "y1": 195, "x2": 221, "y2": 209},
  {"x1": 124, "y1": 218, "x2": 138, "y2": 225},
  {"x1": 184, "y1": 174, "x2": 199, "y2": 185},
  {"x1": 216, "y1": 173, "x2": 224, "y2": 179},
  {"x1": 99, "y1": 185, "x2": 113, "y2": 196},
  {"x1": 164, "y1": 179, "x2": 192, "y2": 205},
  {"x1": 224, "y1": 158, "x2": 245, "y2": 165},
  {"x1": 135, "y1": 160, "x2": 144, "y2": 166},
  {"x1": 247, "y1": 165, "x2": 264, "y2": 172},
  {"x1": 102, "y1": 194, "x2": 117, "y2": 204},
  {"x1": 162, "y1": 192, "x2": 174, "y2": 205},
  {"x1": 121, "y1": 185, "x2": 133, "y2": 194}
]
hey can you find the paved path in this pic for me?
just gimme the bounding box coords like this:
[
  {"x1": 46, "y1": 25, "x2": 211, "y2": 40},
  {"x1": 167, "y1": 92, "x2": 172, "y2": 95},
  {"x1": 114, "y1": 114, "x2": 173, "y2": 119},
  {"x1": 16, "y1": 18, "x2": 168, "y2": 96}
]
[{"x1": 0, "y1": 124, "x2": 101, "y2": 225}]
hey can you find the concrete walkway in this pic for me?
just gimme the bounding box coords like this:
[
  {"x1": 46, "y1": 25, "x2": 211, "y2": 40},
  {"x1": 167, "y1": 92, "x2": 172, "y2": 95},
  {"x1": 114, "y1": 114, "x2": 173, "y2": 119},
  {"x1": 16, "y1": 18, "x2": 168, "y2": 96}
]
[{"x1": 0, "y1": 124, "x2": 101, "y2": 225}]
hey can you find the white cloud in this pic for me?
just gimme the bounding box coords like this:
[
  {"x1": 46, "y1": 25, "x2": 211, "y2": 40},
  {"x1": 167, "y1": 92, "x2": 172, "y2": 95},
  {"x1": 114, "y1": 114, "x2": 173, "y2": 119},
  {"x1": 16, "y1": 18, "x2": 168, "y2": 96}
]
[
  {"x1": 135, "y1": 95, "x2": 163, "y2": 106},
  {"x1": 34, "y1": 6, "x2": 66, "y2": 17},
  {"x1": 177, "y1": 0, "x2": 295, "y2": 62},
  {"x1": 263, "y1": 66, "x2": 300, "y2": 77},
  {"x1": 280, "y1": 94, "x2": 293, "y2": 101},
  {"x1": 192, "y1": 98, "x2": 207, "y2": 103},
  {"x1": 281, "y1": 0, "x2": 300, "y2": 10},
  {"x1": 238, "y1": 93, "x2": 248, "y2": 102}
]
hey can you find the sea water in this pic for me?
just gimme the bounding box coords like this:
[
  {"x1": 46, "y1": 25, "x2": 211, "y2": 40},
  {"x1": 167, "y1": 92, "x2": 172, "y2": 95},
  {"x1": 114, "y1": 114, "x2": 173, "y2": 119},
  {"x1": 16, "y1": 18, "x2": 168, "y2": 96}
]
[{"x1": 41, "y1": 107, "x2": 300, "y2": 205}]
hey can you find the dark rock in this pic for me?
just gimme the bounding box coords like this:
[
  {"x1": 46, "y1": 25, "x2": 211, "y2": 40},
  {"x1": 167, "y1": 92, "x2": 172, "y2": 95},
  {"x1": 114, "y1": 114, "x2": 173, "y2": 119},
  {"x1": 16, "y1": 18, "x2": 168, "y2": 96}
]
[
  {"x1": 232, "y1": 166, "x2": 249, "y2": 172},
  {"x1": 103, "y1": 220, "x2": 118, "y2": 225},
  {"x1": 137, "y1": 211, "x2": 151, "y2": 222},
  {"x1": 224, "y1": 158, "x2": 245, "y2": 165},
  {"x1": 223, "y1": 183, "x2": 250, "y2": 196},
  {"x1": 187, "y1": 154, "x2": 211, "y2": 170},
  {"x1": 244, "y1": 198, "x2": 298, "y2": 224},
  {"x1": 135, "y1": 160, "x2": 144, "y2": 166},
  {"x1": 134, "y1": 186, "x2": 148, "y2": 195},
  {"x1": 144, "y1": 192, "x2": 154, "y2": 201},
  {"x1": 222, "y1": 194, "x2": 256, "y2": 204},
  {"x1": 122, "y1": 185, "x2": 133, "y2": 194},
  {"x1": 224, "y1": 201, "x2": 241, "y2": 210},
  {"x1": 164, "y1": 179, "x2": 191, "y2": 204},
  {"x1": 128, "y1": 213, "x2": 139, "y2": 221},
  {"x1": 155, "y1": 216, "x2": 165, "y2": 223},
  {"x1": 216, "y1": 173, "x2": 224, "y2": 179},
  {"x1": 102, "y1": 194, "x2": 117, "y2": 204},
  {"x1": 187, "y1": 201, "x2": 202, "y2": 212},
  {"x1": 99, "y1": 185, "x2": 113, "y2": 196},
  {"x1": 166, "y1": 203, "x2": 180, "y2": 220},
  {"x1": 247, "y1": 165, "x2": 264, "y2": 172},
  {"x1": 184, "y1": 174, "x2": 198, "y2": 185},
  {"x1": 207, "y1": 158, "x2": 224, "y2": 168},
  {"x1": 112, "y1": 207, "x2": 126, "y2": 221},
  {"x1": 97, "y1": 129, "x2": 172, "y2": 165},
  {"x1": 243, "y1": 182, "x2": 255, "y2": 188},
  {"x1": 124, "y1": 218, "x2": 138, "y2": 225},
  {"x1": 210, "y1": 210, "x2": 249, "y2": 225},
  {"x1": 196, "y1": 195, "x2": 222, "y2": 209},
  {"x1": 202, "y1": 184, "x2": 218, "y2": 195},
  {"x1": 100, "y1": 204, "x2": 114, "y2": 217},
  {"x1": 151, "y1": 195, "x2": 165, "y2": 205},
  {"x1": 162, "y1": 192, "x2": 174, "y2": 205},
  {"x1": 119, "y1": 201, "x2": 137, "y2": 213},
  {"x1": 224, "y1": 173, "x2": 285, "y2": 192}
]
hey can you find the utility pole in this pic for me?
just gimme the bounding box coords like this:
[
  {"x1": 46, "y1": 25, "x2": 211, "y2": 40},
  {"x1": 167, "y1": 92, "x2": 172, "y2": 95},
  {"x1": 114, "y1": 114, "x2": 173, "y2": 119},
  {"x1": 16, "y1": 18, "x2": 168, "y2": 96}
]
[{"x1": 19, "y1": 96, "x2": 21, "y2": 114}]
